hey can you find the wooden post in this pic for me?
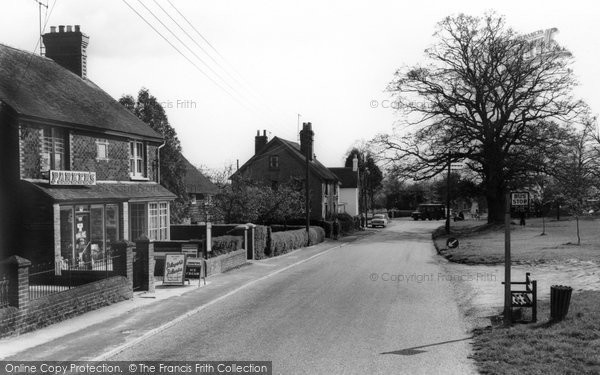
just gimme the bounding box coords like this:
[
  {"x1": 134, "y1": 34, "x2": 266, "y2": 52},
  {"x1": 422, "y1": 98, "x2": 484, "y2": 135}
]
[{"x1": 504, "y1": 192, "x2": 512, "y2": 324}]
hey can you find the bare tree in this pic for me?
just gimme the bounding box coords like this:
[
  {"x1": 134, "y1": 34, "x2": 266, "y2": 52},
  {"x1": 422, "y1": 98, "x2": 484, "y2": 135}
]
[
  {"x1": 551, "y1": 121, "x2": 600, "y2": 244},
  {"x1": 373, "y1": 13, "x2": 584, "y2": 223}
]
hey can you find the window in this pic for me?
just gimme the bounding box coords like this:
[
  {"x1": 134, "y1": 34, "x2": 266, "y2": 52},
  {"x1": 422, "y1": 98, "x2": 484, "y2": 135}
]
[
  {"x1": 191, "y1": 194, "x2": 197, "y2": 205},
  {"x1": 59, "y1": 204, "x2": 120, "y2": 265},
  {"x1": 148, "y1": 202, "x2": 169, "y2": 240},
  {"x1": 96, "y1": 139, "x2": 109, "y2": 160},
  {"x1": 129, "y1": 141, "x2": 145, "y2": 178},
  {"x1": 130, "y1": 203, "x2": 147, "y2": 241},
  {"x1": 41, "y1": 128, "x2": 66, "y2": 172},
  {"x1": 269, "y1": 155, "x2": 279, "y2": 169},
  {"x1": 324, "y1": 183, "x2": 329, "y2": 196}
]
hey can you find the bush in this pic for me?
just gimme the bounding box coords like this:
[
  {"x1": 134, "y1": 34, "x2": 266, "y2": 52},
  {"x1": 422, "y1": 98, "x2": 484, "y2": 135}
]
[
  {"x1": 211, "y1": 235, "x2": 243, "y2": 257},
  {"x1": 253, "y1": 225, "x2": 269, "y2": 260},
  {"x1": 268, "y1": 226, "x2": 326, "y2": 257},
  {"x1": 335, "y1": 213, "x2": 356, "y2": 234},
  {"x1": 309, "y1": 226, "x2": 325, "y2": 244},
  {"x1": 270, "y1": 229, "x2": 307, "y2": 256},
  {"x1": 270, "y1": 224, "x2": 304, "y2": 233},
  {"x1": 320, "y1": 220, "x2": 334, "y2": 238}
]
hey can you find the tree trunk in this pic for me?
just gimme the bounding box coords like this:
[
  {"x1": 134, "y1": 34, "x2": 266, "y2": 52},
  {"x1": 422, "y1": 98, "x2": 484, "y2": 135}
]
[{"x1": 485, "y1": 184, "x2": 505, "y2": 223}]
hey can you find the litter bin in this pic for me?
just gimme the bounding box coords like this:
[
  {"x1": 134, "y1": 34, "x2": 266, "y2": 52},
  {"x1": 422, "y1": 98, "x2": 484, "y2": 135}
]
[{"x1": 550, "y1": 285, "x2": 573, "y2": 321}]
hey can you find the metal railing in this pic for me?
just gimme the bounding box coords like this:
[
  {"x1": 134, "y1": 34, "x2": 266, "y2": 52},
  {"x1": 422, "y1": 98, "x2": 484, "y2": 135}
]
[{"x1": 29, "y1": 255, "x2": 120, "y2": 300}]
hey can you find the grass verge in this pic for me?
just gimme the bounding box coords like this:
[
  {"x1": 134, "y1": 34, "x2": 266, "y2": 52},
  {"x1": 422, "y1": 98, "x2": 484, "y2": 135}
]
[
  {"x1": 433, "y1": 217, "x2": 600, "y2": 265},
  {"x1": 470, "y1": 290, "x2": 600, "y2": 374}
]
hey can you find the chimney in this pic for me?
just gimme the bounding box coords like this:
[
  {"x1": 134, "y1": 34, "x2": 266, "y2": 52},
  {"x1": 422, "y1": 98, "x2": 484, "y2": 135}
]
[
  {"x1": 352, "y1": 155, "x2": 358, "y2": 172},
  {"x1": 300, "y1": 122, "x2": 314, "y2": 161},
  {"x1": 255, "y1": 130, "x2": 268, "y2": 154},
  {"x1": 42, "y1": 25, "x2": 89, "y2": 78}
]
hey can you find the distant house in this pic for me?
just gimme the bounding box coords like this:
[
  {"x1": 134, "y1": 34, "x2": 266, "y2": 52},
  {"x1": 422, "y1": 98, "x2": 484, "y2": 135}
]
[
  {"x1": 181, "y1": 155, "x2": 218, "y2": 224},
  {"x1": 329, "y1": 157, "x2": 359, "y2": 216},
  {"x1": 0, "y1": 25, "x2": 176, "y2": 264},
  {"x1": 232, "y1": 124, "x2": 340, "y2": 221}
]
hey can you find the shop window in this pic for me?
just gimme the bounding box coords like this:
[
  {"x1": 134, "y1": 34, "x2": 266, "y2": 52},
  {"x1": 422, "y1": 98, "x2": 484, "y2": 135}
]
[
  {"x1": 129, "y1": 141, "x2": 146, "y2": 178},
  {"x1": 130, "y1": 202, "x2": 147, "y2": 241},
  {"x1": 148, "y1": 202, "x2": 169, "y2": 240},
  {"x1": 60, "y1": 207, "x2": 74, "y2": 262},
  {"x1": 41, "y1": 127, "x2": 66, "y2": 172}
]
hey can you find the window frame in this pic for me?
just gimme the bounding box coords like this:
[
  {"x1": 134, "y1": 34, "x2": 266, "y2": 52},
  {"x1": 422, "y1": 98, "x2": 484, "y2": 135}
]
[
  {"x1": 41, "y1": 127, "x2": 66, "y2": 172},
  {"x1": 96, "y1": 138, "x2": 109, "y2": 161},
  {"x1": 268, "y1": 155, "x2": 279, "y2": 169},
  {"x1": 129, "y1": 140, "x2": 146, "y2": 179}
]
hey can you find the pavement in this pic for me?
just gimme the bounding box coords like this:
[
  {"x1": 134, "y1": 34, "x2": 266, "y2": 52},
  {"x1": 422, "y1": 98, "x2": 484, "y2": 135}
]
[{"x1": 0, "y1": 233, "x2": 371, "y2": 361}]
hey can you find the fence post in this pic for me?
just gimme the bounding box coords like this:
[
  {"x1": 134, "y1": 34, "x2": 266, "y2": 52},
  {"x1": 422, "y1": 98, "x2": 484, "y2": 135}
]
[
  {"x1": 2, "y1": 255, "x2": 31, "y2": 309},
  {"x1": 112, "y1": 240, "x2": 134, "y2": 291},
  {"x1": 135, "y1": 235, "x2": 155, "y2": 293}
]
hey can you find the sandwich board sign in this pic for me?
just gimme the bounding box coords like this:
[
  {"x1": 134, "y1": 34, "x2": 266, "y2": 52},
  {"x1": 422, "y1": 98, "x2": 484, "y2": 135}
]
[{"x1": 163, "y1": 254, "x2": 187, "y2": 286}]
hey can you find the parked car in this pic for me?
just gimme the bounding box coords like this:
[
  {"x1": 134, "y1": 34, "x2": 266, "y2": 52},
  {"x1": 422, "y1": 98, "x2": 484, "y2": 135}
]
[
  {"x1": 411, "y1": 204, "x2": 446, "y2": 220},
  {"x1": 371, "y1": 214, "x2": 388, "y2": 228}
]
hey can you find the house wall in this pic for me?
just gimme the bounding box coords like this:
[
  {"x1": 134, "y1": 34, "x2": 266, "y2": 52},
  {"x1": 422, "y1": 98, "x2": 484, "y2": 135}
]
[
  {"x1": 339, "y1": 188, "x2": 359, "y2": 216},
  {"x1": 19, "y1": 123, "x2": 43, "y2": 180},
  {"x1": 239, "y1": 143, "x2": 334, "y2": 220},
  {"x1": 71, "y1": 133, "x2": 130, "y2": 180},
  {"x1": 18, "y1": 122, "x2": 160, "y2": 182},
  {"x1": 0, "y1": 106, "x2": 21, "y2": 256}
]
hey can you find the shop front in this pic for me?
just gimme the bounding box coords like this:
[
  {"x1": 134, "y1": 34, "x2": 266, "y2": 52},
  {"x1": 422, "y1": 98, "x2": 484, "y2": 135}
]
[{"x1": 23, "y1": 178, "x2": 176, "y2": 266}]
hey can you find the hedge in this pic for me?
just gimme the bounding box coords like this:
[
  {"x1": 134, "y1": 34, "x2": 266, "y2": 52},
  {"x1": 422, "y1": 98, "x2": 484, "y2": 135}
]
[
  {"x1": 254, "y1": 225, "x2": 269, "y2": 260},
  {"x1": 268, "y1": 226, "x2": 325, "y2": 257}
]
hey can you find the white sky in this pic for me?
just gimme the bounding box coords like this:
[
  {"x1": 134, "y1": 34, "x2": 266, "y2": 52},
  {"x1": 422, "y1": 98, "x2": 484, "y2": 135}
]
[{"x1": 2, "y1": 0, "x2": 599, "y2": 171}]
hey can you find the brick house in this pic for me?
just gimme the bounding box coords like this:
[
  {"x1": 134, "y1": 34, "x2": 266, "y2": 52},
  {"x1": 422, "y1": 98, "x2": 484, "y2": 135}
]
[
  {"x1": 181, "y1": 155, "x2": 218, "y2": 224},
  {"x1": 232, "y1": 123, "x2": 340, "y2": 221},
  {"x1": 329, "y1": 157, "x2": 360, "y2": 216},
  {"x1": 0, "y1": 25, "x2": 176, "y2": 265}
]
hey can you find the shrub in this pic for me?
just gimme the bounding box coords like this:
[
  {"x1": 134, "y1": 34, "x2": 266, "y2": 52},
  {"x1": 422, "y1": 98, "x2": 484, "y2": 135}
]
[
  {"x1": 253, "y1": 225, "x2": 269, "y2": 260},
  {"x1": 267, "y1": 226, "x2": 325, "y2": 257},
  {"x1": 309, "y1": 226, "x2": 325, "y2": 244},
  {"x1": 211, "y1": 235, "x2": 243, "y2": 257},
  {"x1": 321, "y1": 221, "x2": 334, "y2": 238},
  {"x1": 334, "y1": 213, "x2": 355, "y2": 234}
]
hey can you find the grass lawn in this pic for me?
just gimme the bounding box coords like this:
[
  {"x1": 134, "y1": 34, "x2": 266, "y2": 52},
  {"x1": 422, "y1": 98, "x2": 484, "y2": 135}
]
[
  {"x1": 471, "y1": 290, "x2": 600, "y2": 375},
  {"x1": 434, "y1": 217, "x2": 600, "y2": 264}
]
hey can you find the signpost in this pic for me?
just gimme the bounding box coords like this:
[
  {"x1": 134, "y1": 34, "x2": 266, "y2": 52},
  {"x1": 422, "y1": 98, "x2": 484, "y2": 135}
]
[
  {"x1": 505, "y1": 191, "x2": 530, "y2": 323},
  {"x1": 446, "y1": 237, "x2": 459, "y2": 249}
]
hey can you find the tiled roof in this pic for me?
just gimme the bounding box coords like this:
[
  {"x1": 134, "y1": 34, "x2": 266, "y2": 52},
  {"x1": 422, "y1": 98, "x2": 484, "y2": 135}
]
[
  {"x1": 329, "y1": 167, "x2": 358, "y2": 188},
  {"x1": 0, "y1": 43, "x2": 163, "y2": 141},
  {"x1": 25, "y1": 181, "x2": 177, "y2": 202},
  {"x1": 182, "y1": 155, "x2": 218, "y2": 195},
  {"x1": 234, "y1": 136, "x2": 339, "y2": 182}
]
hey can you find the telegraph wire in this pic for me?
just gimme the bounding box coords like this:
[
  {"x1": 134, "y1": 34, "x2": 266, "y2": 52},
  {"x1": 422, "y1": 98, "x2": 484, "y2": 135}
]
[
  {"x1": 121, "y1": 0, "x2": 258, "y2": 117},
  {"x1": 123, "y1": 0, "x2": 279, "y2": 128},
  {"x1": 136, "y1": 0, "x2": 241, "y2": 99},
  {"x1": 164, "y1": 0, "x2": 287, "y2": 121}
]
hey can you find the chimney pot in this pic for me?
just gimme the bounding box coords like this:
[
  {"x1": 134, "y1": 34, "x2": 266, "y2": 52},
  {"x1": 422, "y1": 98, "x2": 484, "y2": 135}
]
[
  {"x1": 74, "y1": 25, "x2": 80, "y2": 32},
  {"x1": 255, "y1": 130, "x2": 268, "y2": 155},
  {"x1": 352, "y1": 156, "x2": 358, "y2": 172},
  {"x1": 43, "y1": 25, "x2": 89, "y2": 78},
  {"x1": 300, "y1": 122, "x2": 314, "y2": 161}
]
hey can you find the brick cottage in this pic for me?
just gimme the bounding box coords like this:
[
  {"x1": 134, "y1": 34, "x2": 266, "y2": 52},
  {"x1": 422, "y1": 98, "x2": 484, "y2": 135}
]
[{"x1": 0, "y1": 25, "x2": 176, "y2": 266}]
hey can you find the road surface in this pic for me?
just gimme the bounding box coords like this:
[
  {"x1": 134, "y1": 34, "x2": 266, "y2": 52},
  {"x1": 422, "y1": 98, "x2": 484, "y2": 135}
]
[{"x1": 112, "y1": 219, "x2": 476, "y2": 374}]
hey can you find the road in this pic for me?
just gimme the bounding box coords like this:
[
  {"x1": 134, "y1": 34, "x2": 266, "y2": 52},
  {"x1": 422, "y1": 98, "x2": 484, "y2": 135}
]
[{"x1": 112, "y1": 219, "x2": 476, "y2": 374}]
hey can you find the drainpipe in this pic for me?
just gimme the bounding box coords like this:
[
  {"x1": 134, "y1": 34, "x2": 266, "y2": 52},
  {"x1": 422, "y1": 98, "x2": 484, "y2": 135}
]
[{"x1": 157, "y1": 140, "x2": 166, "y2": 184}]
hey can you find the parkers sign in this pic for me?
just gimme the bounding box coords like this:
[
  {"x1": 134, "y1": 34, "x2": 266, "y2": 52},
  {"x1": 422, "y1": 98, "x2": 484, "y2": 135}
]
[{"x1": 49, "y1": 170, "x2": 97, "y2": 186}]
